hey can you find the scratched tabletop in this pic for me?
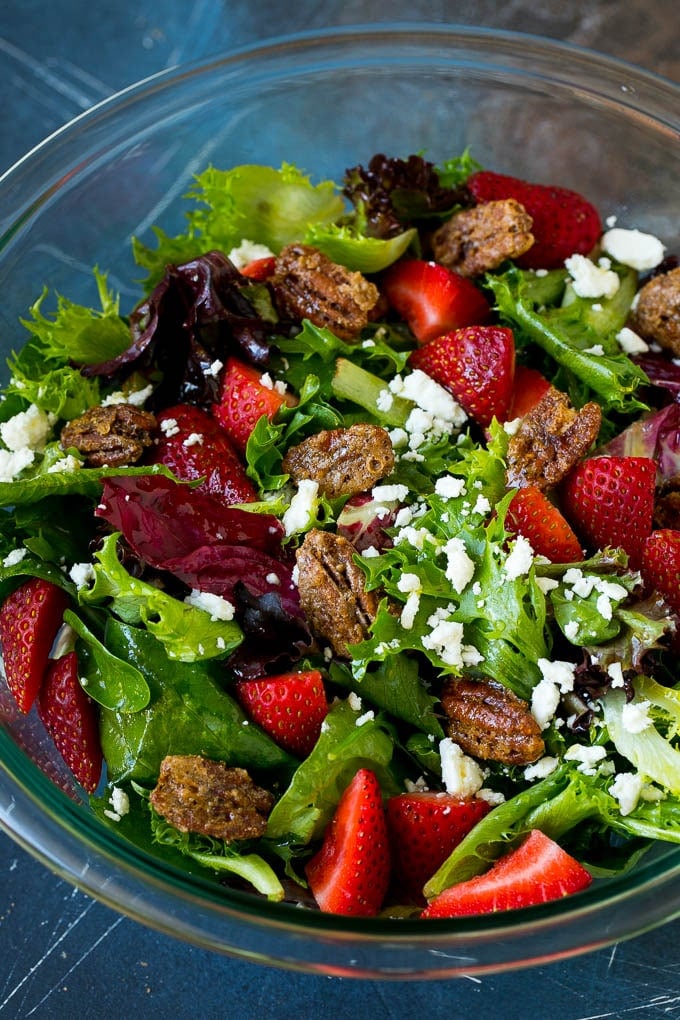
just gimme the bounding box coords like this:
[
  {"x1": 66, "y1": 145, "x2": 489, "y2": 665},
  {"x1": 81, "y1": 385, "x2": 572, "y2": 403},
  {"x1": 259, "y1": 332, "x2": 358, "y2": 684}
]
[{"x1": 1, "y1": 2, "x2": 680, "y2": 1017}]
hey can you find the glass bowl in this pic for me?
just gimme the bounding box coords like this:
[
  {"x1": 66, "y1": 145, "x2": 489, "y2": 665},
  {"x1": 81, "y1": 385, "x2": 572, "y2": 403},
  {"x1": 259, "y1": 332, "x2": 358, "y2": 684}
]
[{"x1": 0, "y1": 24, "x2": 679, "y2": 979}]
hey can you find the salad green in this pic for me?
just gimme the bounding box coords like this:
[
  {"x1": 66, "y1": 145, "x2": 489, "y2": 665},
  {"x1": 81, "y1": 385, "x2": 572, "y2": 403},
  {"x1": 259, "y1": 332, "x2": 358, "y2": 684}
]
[{"x1": 1, "y1": 153, "x2": 679, "y2": 915}]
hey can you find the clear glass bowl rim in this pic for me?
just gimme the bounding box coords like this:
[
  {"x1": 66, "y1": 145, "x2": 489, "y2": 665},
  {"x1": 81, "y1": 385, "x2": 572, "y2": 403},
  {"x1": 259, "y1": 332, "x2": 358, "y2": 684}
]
[{"x1": 0, "y1": 22, "x2": 679, "y2": 977}]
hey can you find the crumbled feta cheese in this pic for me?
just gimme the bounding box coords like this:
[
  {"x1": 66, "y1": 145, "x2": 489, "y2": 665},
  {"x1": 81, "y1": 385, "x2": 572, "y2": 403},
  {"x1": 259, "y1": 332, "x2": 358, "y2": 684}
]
[
  {"x1": 388, "y1": 427, "x2": 408, "y2": 450},
  {"x1": 564, "y1": 743, "x2": 607, "y2": 774},
  {"x1": 393, "y1": 525, "x2": 434, "y2": 551},
  {"x1": 442, "y1": 537, "x2": 475, "y2": 593},
  {"x1": 503, "y1": 417, "x2": 522, "y2": 436},
  {"x1": 397, "y1": 572, "x2": 421, "y2": 594},
  {"x1": 601, "y1": 227, "x2": 666, "y2": 271},
  {"x1": 563, "y1": 620, "x2": 580, "y2": 642},
  {"x1": 103, "y1": 785, "x2": 131, "y2": 822},
  {"x1": 183, "y1": 432, "x2": 203, "y2": 447},
  {"x1": 3, "y1": 547, "x2": 27, "y2": 568},
  {"x1": 226, "y1": 238, "x2": 275, "y2": 269},
  {"x1": 535, "y1": 576, "x2": 559, "y2": 595},
  {"x1": 47, "y1": 454, "x2": 82, "y2": 474},
  {"x1": 621, "y1": 699, "x2": 654, "y2": 734},
  {"x1": 159, "y1": 418, "x2": 180, "y2": 438},
  {"x1": 265, "y1": 572, "x2": 280, "y2": 585},
  {"x1": 607, "y1": 662, "x2": 626, "y2": 688},
  {"x1": 476, "y1": 788, "x2": 505, "y2": 806},
  {"x1": 102, "y1": 383, "x2": 154, "y2": 407},
  {"x1": 472, "y1": 494, "x2": 491, "y2": 516},
  {"x1": 355, "y1": 710, "x2": 375, "y2": 727},
  {"x1": 0, "y1": 404, "x2": 54, "y2": 453},
  {"x1": 347, "y1": 691, "x2": 363, "y2": 712},
  {"x1": 564, "y1": 254, "x2": 620, "y2": 299},
  {"x1": 616, "y1": 326, "x2": 649, "y2": 355},
  {"x1": 372, "y1": 483, "x2": 409, "y2": 503},
  {"x1": 69, "y1": 562, "x2": 96, "y2": 588},
  {"x1": 376, "y1": 388, "x2": 394, "y2": 413},
  {"x1": 282, "y1": 479, "x2": 319, "y2": 536},
  {"x1": 392, "y1": 369, "x2": 467, "y2": 427},
  {"x1": 538, "y1": 657, "x2": 576, "y2": 692},
  {"x1": 184, "y1": 589, "x2": 235, "y2": 621},
  {"x1": 608, "y1": 771, "x2": 644, "y2": 816},
  {"x1": 434, "y1": 474, "x2": 466, "y2": 499},
  {"x1": 404, "y1": 776, "x2": 430, "y2": 793},
  {"x1": 583, "y1": 344, "x2": 605, "y2": 356},
  {"x1": 504, "y1": 535, "x2": 534, "y2": 580},
  {"x1": 204, "y1": 359, "x2": 223, "y2": 378},
  {"x1": 0, "y1": 447, "x2": 35, "y2": 482},
  {"x1": 524, "y1": 756, "x2": 559, "y2": 781},
  {"x1": 422, "y1": 619, "x2": 465, "y2": 667},
  {"x1": 531, "y1": 677, "x2": 561, "y2": 731},
  {"x1": 400, "y1": 591, "x2": 421, "y2": 630},
  {"x1": 439, "y1": 738, "x2": 484, "y2": 797}
]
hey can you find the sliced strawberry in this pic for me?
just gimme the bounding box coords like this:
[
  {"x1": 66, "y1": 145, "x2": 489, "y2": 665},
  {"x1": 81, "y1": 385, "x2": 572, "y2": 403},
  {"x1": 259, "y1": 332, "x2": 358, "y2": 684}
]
[
  {"x1": 386, "y1": 792, "x2": 490, "y2": 905},
  {"x1": 148, "y1": 403, "x2": 258, "y2": 504},
  {"x1": 305, "y1": 768, "x2": 390, "y2": 916},
  {"x1": 467, "y1": 170, "x2": 602, "y2": 269},
  {"x1": 212, "y1": 357, "x2": 297, "y2": 453},
  {"x1": 641, "y1": 529, "x2": 680, "y2": 614},
  {"x1": 240, "y1": 256, "x2": 276, "y2": 281},
  {"x1": 408, "y1": 325, "x2": 515, "y2": 427},
  {"x1": 235, "y1": 669, "x2": 328, "y2": 757},
  {"x1": 382, "y1": 259, "x2": 490, "y2": 344},
  {"x1": 560, "y1": 455, "x2": 656, "y2": 570},
  {"x1": 336, "y1": 492, "x2": 397, "y2": 553},
  {"x1": 505, "y1": 486, "x2": 583, "y2": 564},
  {"x1": 421, "y1": 829, "x2": 592, "y2": 918},
  {"x1": 37, "y1": 651, "x2": 103, "y2": 793},
  {"x1": 508, "y1": 365, "x2": 552, "y2": 420},
  {"x1": 0, "y1": 578, "x2": 70, "y2": 713}
]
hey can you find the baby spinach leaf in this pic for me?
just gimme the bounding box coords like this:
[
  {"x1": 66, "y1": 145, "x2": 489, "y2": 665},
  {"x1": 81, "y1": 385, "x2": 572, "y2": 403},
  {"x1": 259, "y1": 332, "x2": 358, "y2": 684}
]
[{"x1": 65, "y1": 609, "x2": 150, "y2": 712}]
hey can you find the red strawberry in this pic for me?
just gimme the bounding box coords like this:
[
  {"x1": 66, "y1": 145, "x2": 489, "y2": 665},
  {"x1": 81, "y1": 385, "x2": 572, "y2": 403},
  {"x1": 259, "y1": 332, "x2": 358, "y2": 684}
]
[
  {"x1": 505, "y1": 486, "x2": 583, "y2": 564},
  {"x1": 421, "y1": 829, "x2": 592, "y2": 918},
  {"x1": 386, "y1": 792, "x2": 490, "y2": 905},
  {"x1": 508, "y1": 365, "x2": 552, "y2": 420},
  {"x1": 409, "y1": 325, "x2": 515, "y2": 427},
  {"x1": 382, "y1": 259, "x2": 490, "y2": 344},
  {"x1": 235, "y1": 669, "x2": 328, "y2": 757},
  {"x1": 37, "y1": 651, "x2": 102, "y2": 793},
  {"x1": 467, "y1": 170, "x2": 602, "y2": 269},
  {"x1": 0, "y1": 578, "x2": 69, "y2": 713},
  {"x1": 212, "y1": 357, "x2": 297, "y2": 453},
  {"x1": 560, "y1": 455, "x2": 656, "y2": 570},
  {"x1": 148, "y1": 403, "x2": 258, "y2": 504},
  {"x1": 240, "y1": 256, "x2": 276, "y2": 281},
  {"x1": 641, "y1": 529, "x2": 680, "y2": 614},
  {"x1": 305, "y1": 768, "x2": 390, "y2": 916}
]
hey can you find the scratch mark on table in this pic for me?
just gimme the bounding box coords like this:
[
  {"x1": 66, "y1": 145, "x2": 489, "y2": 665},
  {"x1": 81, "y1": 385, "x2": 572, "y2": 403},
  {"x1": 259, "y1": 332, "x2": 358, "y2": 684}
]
[
  {"x1": 23, "y1": 915, "x2": 124, "y2": 1017},
  {"x1": 0, "y1": 899, "x2": 97, "y2": 1013},
  {"x1": 574, "y1": 995, "x2": 680, "y2": 1019}
]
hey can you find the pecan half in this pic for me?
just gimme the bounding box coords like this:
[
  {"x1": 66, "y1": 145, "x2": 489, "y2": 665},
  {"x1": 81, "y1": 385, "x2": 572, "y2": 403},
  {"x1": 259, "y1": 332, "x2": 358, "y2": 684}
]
[
  {"x1": 431, "y1": 199, "x2": 534, "y2": 277},
  {"x1": 441, "y1": 677, "x2": 544, "y2": 765},
  {"x1": 505, "y1": 386, "x2": 601, "y2": 490},
  {"x1": 282, "y1": 423, "x2": 394, "y2": 499},
  {"x1": 61, "y1": 404, "x2": 157, "y2": 467},
  {"x1": 150, "y1": 755, "x2": 274, "y2": 842},
  {"x1": 271, "y1": 243, "x2": 379, "y2": 340},
  {"x1": 295, "y1": 529, "x2": 379, "y2": 657},
  {"x1": 631, "y1": 265, "x2": 680, "y2": 355}
]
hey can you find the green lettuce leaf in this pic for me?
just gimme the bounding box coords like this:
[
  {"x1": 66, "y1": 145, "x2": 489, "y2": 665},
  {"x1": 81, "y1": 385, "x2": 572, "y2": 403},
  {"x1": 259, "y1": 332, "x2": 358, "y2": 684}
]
[
  {"x1": 304, "y1": 222, "x2": 416, "y2": 272},
  {"x1": 80, "y1": 532, "x2": 243, "y2": 662},
  {"x1": 266, "y1": 699, "x2": 399, "y2": 845},
  {"x1": 99, "y1": 620, "x2": 296, "y2": 783}
]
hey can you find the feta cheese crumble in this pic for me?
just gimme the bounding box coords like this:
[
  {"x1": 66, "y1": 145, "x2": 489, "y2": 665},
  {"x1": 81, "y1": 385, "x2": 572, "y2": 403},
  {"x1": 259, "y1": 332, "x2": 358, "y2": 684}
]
[
  {"x1": 184, "y1": 589, "x2": 235, "y2": 621},
  {"x1": 564, "y1": 254, "x2": 620, "y2": 299},
  {"x1": 601, "y1": 227, "x2": 666, "y2": 272},
  {"x1": 439, "y1": 738, "x2": 484, "y2": 797},
  {"x1": 282, "y1": 479, "x2": 319, "y2": 537}
]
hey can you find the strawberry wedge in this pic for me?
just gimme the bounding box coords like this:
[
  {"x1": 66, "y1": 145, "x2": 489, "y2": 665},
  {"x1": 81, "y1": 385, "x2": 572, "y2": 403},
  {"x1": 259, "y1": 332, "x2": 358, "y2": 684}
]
[
  {"x1": 382, "y1": 259, "x2": 490, "y2": 344},
  {"x1": 421, "y1": 829, "x2": 592, "y2": 918},
  {"x1": 0, "y1": 578, "x2": 70, "y2": 713}
]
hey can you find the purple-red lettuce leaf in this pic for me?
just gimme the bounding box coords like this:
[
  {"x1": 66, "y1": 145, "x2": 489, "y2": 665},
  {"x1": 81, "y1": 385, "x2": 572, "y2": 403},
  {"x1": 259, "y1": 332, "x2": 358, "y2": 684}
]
[
  {"x1": 82, "y1": 251, "x2": 281, "y2": 408},
  {"x1": 601, "y1": 402, "x2": 680, "y2": 481},
  {"x1": 226, "y1": 582, "x2": 313, "y2": 681}
]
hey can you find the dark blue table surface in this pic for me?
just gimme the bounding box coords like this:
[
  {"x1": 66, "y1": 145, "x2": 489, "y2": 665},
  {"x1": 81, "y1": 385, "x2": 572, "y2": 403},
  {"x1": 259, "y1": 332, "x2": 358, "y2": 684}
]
[{"x1": 1, "y1": 2, "x2": 679, "y2": 1017}]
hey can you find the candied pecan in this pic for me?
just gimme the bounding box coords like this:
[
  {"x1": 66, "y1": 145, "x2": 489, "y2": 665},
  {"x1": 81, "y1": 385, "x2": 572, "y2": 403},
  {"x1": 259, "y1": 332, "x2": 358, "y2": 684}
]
[
  {"x1": 505, "y1": 386, "x2": 601, "y2": 490},
  {"x1": 440, "y1": 677, "x2": 544, "y2": 765},
  {"x1": 295, "y1": 529, "x2": 379, "y2": 657},
  {"x1": 282, "y1": 423, "x2": 394, "y2": 498},
  {"x1": 149, "y1": 755, "x2": 274, "y2": 842},
  {"x1": 61, "y1": 404, "x2": 157, "y2": 467},
  {"x1": 431, "y1": 199, "x2": 534, "y2": 277},
  {"x1": 271, "y1": 243, "x2": 379, "y2": 340},
  {"x1": 654, "y1": 483, "x2": 680, "y2": 529},
  {"x1": 631, "y1": 266, "x2": 680, "y2": 355}
]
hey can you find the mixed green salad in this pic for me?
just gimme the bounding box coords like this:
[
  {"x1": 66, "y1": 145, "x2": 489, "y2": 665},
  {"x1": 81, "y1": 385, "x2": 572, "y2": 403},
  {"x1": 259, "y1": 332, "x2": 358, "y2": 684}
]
[{"x1": 1, "y1": 152, "x2": 680, "y2": 918}]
